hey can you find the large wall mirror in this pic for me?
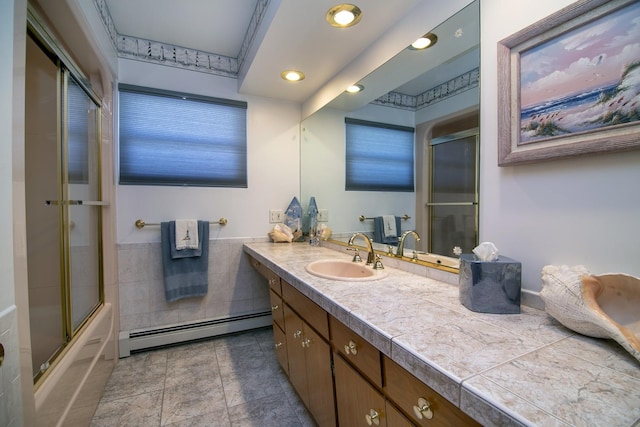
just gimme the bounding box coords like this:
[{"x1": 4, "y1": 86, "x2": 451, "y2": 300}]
[{"x1": 301, "y1": 0, "x2": 479, "y2": 271}]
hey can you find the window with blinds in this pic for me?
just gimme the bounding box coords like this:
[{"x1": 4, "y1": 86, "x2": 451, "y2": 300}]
[
  {"x1": 345, "y1": 118, "x2": 415, "y2": 192},
  {"x1": 118, "y1": 84, "x2": 247, "y2": 187}
]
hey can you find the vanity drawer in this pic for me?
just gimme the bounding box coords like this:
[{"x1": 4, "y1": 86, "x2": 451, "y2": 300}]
[
  {"x1": 383, "y1": 356, "x2": 479, "y2": 427},
  {"x1": 330, "y1": 316, "x2": 382, "y2": 388},
  {"x1": 281, "y1": 279, "x2": 329, "y2": 340},
  {"x1": 269, "y1": 289, "x2": 285, "y2": 331},
  {"x1": 248, "y1": 254, "x2": 281, "y2": 294}
]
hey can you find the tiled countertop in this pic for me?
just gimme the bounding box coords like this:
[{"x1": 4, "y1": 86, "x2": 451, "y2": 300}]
[{"x1": 244, "y1": 242, "x2": 640, "y2": 427}]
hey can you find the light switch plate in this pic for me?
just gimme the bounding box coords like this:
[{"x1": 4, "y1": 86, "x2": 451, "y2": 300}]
[
  {"x1": 318, "y1": 209, "x2": 329, "y2": 222},
  {"x1": 269, "y1": 209, "x2": 284, "y2": 223}
]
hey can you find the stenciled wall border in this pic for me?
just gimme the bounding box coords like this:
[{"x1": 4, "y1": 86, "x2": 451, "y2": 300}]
[
  {"x1": 93, "y1": 0, "x2": 270, "y2": 78},
  {"x1": 372, "y1": 67, "x2": 479, "y2": 111}
]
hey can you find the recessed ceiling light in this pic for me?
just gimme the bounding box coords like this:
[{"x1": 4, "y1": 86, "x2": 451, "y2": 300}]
[
  {"x1": 346, "y1": 84, "x2": 364, "y2": 93},
  {"x1": 281, "y1": 70, "x2": 305, "y2": 82},
  {"x1": 326, "y1": 4, "x2": 362, "y2": 28},
  {"x1": 409, "y1": 33, "x2": 438, "y2": 50}
]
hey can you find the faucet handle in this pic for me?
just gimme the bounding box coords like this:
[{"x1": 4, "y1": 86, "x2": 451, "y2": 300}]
[
  {"x1": 373, "y1": 254, "x2": 384, "y2": 270},
  {"x1": 347, "y1": 247, "x2": 362, "y2": 263}
]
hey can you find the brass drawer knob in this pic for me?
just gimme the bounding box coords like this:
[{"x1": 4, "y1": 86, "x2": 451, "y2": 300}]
[
  {"x1": 365, "y1": 409, "x2": 380, "y2": 426},
  {"x1": 293, "y1": 330, "x2": 302, "y2": 339},
  {"x1": 413, "y1": 397, "x2": 433, "y2": 420},
  {"x1": 274, "y1": 342, "x2": 283, "y2": 349},
  {"x1": 302, "y1": 338, "x2": 312, "y2": 348},
  {"x1": 268, "y1": 278, "x2": 277, "y2": 286},
  {"x1": 344, "y1": 340, "x2": 358, "y2": 355},
  {"x1": 271, "y1": 304, "x2": 279, "y2": 311}
]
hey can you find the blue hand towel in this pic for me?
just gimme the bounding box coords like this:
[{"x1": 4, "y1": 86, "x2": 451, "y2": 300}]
[
  {"x1": 373, "y1": 216, "x2": 402, "y2": 244},
  {"x1": 161, "y1": 220, "x2": 209, "y2": 302}
]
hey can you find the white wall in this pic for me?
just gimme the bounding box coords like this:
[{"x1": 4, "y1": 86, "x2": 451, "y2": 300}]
[
  {"x1": 480, "y1": 0, "x2": 640, "y2": 295},
  {"x1": 116, "y1": 59, "x2": 301, "y2": 243}
]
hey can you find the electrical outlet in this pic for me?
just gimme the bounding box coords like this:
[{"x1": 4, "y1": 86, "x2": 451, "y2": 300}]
[
  {"x1": 318, "y1": 209, "x2": 329, "y2": 222},
  {"x1": 269, "y1": 209, "x2": 284, "y2": 223}
]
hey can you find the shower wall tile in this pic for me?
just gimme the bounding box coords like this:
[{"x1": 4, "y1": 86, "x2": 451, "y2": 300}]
[{"x1": 117, "y1": 237, "x2": 270, "y2": 332}]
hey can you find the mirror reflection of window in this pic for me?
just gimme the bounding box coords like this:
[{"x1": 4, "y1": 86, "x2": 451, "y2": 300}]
[
  {"x1": 428, "y1": 128, "x2": 478, "y2": 255},
  {"x1": 345, "y1": 118, "x2": 415, "y2": 192}
]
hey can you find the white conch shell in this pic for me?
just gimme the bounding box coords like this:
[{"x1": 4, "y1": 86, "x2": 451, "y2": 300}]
[{"x1": 541, "y1": 265, "x2": 640, "y2": 363}]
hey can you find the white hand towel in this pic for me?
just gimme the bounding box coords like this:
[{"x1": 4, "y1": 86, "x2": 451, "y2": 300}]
[
  {"x1": 175, "y1": 219, "x2": 199, "y2": 250},
  {"x1": 382, "y1": 215, "x2": 397, "y2": 238}
]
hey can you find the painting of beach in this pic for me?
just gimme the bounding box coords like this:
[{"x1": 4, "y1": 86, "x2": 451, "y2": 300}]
[{"x1": 519, "y1": 1, "x2": 640, "y2": 145}]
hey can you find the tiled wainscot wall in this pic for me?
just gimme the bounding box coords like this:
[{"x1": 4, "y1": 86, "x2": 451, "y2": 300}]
[{"x1": 118, "y1": 238, "x2": 270, "y2": 332}]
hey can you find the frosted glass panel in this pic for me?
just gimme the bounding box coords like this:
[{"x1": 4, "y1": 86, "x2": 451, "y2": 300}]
[
  {"x1": 429, "y1": 134, "x2": 478, "y2": 255},
  {"x1": 25, "y1": 35, "x2": 65, "y2": 379}
]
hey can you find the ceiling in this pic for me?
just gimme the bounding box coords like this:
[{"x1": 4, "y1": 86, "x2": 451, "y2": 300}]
[{"x1": 103, "y1": 0, "x2": 426, "y2": 103}]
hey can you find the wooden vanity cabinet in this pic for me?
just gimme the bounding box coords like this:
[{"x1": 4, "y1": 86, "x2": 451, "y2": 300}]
[{"x1": 248, "y1": 253, "x2": 478, "y2": 427}]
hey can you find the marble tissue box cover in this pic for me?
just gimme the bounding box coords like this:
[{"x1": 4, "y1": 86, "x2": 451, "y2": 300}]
[{"x1": 459, "y1": 254, "x2": 522, "y2": 314}]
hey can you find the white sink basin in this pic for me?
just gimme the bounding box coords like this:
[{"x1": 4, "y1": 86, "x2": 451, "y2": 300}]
[{"x1": 305, "y1": 259, "x2": 388, "y2": 281}]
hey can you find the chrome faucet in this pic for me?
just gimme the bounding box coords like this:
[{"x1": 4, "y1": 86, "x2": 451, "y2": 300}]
[
  {"x1": 396, "y1": 230, "x2": 421, "y2": 258},
  {"x1": 348, "y1": 232, "x2": 375, "y2": 265}
]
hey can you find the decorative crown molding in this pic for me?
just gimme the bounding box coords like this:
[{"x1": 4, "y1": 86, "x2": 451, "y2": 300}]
[
  {"x1": 93, "y1": 0, "x2": 270, "y2": 78},
  {"x1": 371, "y1": 67, "x2": 480, "y2": 111}
]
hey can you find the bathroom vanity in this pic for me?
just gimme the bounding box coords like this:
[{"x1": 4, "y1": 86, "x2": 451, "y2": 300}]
[{"x1": 245, "y1": 242, "x2": 640, "y2": 426}]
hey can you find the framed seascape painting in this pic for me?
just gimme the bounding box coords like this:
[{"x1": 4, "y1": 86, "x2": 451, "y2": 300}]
[{"x1": 497, "y1": 0, "x2": 640, "y2": 165}]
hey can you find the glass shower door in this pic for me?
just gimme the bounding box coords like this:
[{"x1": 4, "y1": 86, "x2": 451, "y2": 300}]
[
  {"x1": 65, "y1": 76, "x2": 103, "y2": 331},
  {"x1": 428, "y1": 130, "x2": 479, "y2": 255},
  {"x1": 25, "y1": 31, "x2": 104, "y2": 382}
]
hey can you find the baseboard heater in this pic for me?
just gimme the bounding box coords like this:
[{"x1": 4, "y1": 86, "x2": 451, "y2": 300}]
[{"x1": 118, "y1": 311, "x2": 272, "y2": 358}]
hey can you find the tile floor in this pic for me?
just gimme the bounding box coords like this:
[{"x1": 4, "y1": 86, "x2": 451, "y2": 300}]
[{"x1": 91, "y1": 327, "x2": 315, "y2": 426}]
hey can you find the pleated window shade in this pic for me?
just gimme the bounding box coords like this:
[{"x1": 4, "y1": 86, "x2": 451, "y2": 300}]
[{"x1": 118, "y1": 84, "x2": 247, "y2": 187}]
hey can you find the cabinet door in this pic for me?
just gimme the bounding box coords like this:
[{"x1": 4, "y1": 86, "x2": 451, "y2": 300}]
[
  {"x1": 272, "y1": 322, "x2": 288, "y2": 375},
  {"x1": 334, "y1": 353, "x2": 387, "y2": 427},
  {"x1": 284, "y1": 305, "x2": 309, "y2": 408},
  {"x1": 385, "y1": 400, "x2": 415, "y2": 427},
  {"x1": 304, "y1": 325, "x2": 336, "y2": 427}
]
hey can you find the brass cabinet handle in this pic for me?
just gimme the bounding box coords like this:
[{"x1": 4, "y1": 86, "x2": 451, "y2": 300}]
[
  {"x1": 271, "y1": 304, "x2": 279, "y2": 311},
  {"x1": 293, "y1": 330, "x2": 302, "y2": 339},
  {"x1": 365, "y1": 409, "x2": 380, "y2": 426},
  {"x1": 302, "y1": 338, "x2": 312, "y2": 348},
  {"x1": 274, "y1": 342, "x2": 283, "y2": 349},
  {"x1": 268, "y1": 278, "x2": 277, "y2": 286},
  {"x1": 344, "y1": 340, "x2": 358, "y2": 355},
  {"x1": 413, "y1": 397, "x2": 433, "y2": 420}
]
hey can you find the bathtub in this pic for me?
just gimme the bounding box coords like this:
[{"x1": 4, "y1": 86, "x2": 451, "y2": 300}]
[{"x1": 34, "y1": 303, "x2": 115, "y2": 427}]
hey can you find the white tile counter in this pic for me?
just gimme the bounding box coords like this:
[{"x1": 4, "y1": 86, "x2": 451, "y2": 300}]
[{"x1": 244, "y1": 242, "x2": 640, "y2": 427}]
